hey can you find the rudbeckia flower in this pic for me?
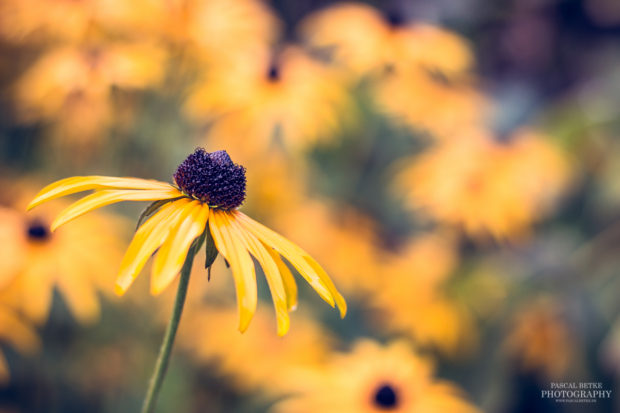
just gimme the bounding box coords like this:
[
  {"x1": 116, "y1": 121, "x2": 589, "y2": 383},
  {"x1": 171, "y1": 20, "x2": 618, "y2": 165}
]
[
  {"x1": 300, "y1": 3, "x2": 473, "y2": 76},
  {"x1": 15, "y1": 42, "x2": 166, "y2": 145},
  {"x1": 185, "y1": 47, "x2": 351, "y2": 158},
  {"x1": 27, "y1": 148, "x2": 346, "y2": 335},
  {"x1": 397, "y1": 129, "x2": 571, "y2": 239},
  {"x1": 271, "y1": 340, "x2": 480, "y2": 413},
  {"x1": 0, "y1": 204, "x2": 123, "y2": 324}
]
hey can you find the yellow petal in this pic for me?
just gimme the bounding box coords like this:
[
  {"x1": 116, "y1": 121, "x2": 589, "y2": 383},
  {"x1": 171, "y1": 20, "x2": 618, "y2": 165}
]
[
  {"x1": 51, "y1": 188, "x2": 183, "y2": 231},
  {"x1": 150, "y1": 202, "x2": 209, "y2": 295},
  {"x1": 265, "y1": 246, "x2": 298, "y2": 312},
  {"x1": 27, "y1": 176, "x2": 174, "y2": 210},
  {"x1": 304, "y1": 256, "x2": 347, "y2": 318},
  {"x1": 0, "y1": 308, "x2": 40, "y2": 355},
  {"x1": 235, "y1": 211, "x2": 335, "y2": 307},
  {"x1": 209, "y1": 210, "x2": 257, "y2": 333},
  {"x1": 226, "y1": 214, "x2": 290, "y2": 336},
  {"x1": 115, "y1": 199, "x2": 190, "y2": 295}
]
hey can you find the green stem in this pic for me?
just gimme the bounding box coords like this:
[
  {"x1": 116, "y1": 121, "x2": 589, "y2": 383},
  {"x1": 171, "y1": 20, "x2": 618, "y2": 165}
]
[{"x1": 140, "y1": 247, "x2": 196, "y2": 413}]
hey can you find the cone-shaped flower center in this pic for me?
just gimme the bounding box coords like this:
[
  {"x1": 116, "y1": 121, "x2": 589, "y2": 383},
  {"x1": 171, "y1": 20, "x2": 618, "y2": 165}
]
[
  {"x1": 173, "y1": 149, "x2": 246, "y2": 210},
  {"x1": 374, "y1": 383, "x2": 399, "y2": 409},
  {"x1": 27, "y1": 219, "x2": 50, "y2": 241}
]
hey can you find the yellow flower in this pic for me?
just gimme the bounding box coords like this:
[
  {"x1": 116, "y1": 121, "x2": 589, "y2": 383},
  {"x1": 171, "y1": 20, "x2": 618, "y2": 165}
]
[
  {"x1": 15, "y1": 42, "x2": 166, "y2": 145},
  {"x1": 373, "y1": 70, "x2": 488, "y2": 139},
  {"x1": 27, "y1": 149, "x2": 346, "y2": 335},
  {"x1": 271, "y1": 339, "x2": 480, "y2": 413},
  {"x1": 300, "y1": 3, "x2": 473, "y2": 76},
  {"x1": 0, "y1": 203, "x2": 123, "y2": 324},
  {"x1": 186, "y1": 46, "x2": 351, "y2": 157},
  {"x1": 369, "y1": 234, "x2": 476, "y2": 354},
  {"x1": 398, "y1": 129, "x2": 571, "y2": 239}
]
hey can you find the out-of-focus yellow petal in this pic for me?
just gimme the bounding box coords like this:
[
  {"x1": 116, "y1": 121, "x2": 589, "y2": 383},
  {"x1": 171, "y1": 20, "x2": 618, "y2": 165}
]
[
  {"x1": 51, "y1": 188, "x2": 183, "y2": 231},
  {"x1": 209, "y1": 210, "x2": 257, "y2": 333},
  {"x1": 27, "y1": 176, "x2": 174, "y2": 210},
  {"x1": 56, "y1": 252, "x2": 101, "y2": 324},
  {"x1": 150, "y1": 202, "x2": 209, "y2": 295},
  {"x1": 235, "y1": 211, "x2": 336, "y2": 307},
  {"x1": 226, "y1": 214, "x2": 290, "y2": 336},
  {"x1": 0, "y1": 308, "x2": 40, "y2": 355},
  {"x1": 265, "y1": 246, "x2": 298, "y2": 312},
  {"x1": 115, "y1": 199, "x2": 190, "y2": 295}
]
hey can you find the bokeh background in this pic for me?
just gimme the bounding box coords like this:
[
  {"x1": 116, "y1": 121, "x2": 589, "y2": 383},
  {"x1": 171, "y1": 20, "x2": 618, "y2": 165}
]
[{"x1": 1, "y1": 0, "x2": 620, "y2": 412}]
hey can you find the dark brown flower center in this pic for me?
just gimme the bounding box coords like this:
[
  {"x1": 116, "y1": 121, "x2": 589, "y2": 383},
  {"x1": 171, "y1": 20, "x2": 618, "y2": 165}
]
[
  {"x1": 173, "y1": 149, "x2": 246, "y2": 210},
  {"x1": 27, "y1": 220, "x2": 50, "y2": 242},
  {"x1": 373, "y1": 383, "x2": 399, "y2": 409},
  {"x1": 267, "y1": 63, "x2": 281, "y2": 82}
]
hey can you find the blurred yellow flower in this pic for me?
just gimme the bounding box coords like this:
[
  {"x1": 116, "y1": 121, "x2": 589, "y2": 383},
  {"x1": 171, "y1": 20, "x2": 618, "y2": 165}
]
[
  {"x1": 14, "y1": 42, "x2": 166, "y2": 144},
  {"x1": 374, "y1": 70, "x2": 488, "y2": 139},
  {"x1": 186, "y1": 47, "x2": 351, "y2": 157},
  {"x1": 300, "y1": 3, "x2": 473, "y2": 76},
  {"x1": 0, "y1": 304, "x2": 40, "y2": 383},
  {"x1": 369, "y1": 234, "x2": 475, "y2": 354},
  {"x1": 27, "y1": 149, "x2": 346, "y2": 335},
  {"x1": 271, "y1": 339, "x2": 480, "y2": 413},
  {"x1": 178, "y1": 305, "x2": 332, "y2": 391},
  {"x1": 0, "y1": 204, "x2": 123, "y2": 324},
  {"x1": 399, "y1": 129, "x2": 571, "y2": 239},
  {"x1": 504, "y1": 299, "x2": 578, "y2": 378}
]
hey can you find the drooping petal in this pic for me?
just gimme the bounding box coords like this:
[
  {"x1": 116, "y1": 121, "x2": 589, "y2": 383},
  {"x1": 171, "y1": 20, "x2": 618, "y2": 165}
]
[
  {"x1": 115, "y1": 199, "x2": 190, "y2": 295},
  {"x1": 226, "y1": 213, "x2": 290, "y2": 336},
  {"x1": 304, "y1": 256, "x2": 347, "y2": 318},
  {"x1": 27, "y1": 176, "x2": 174, "y2": 210},
  {"x1": 235, "y1": 211, "x2": 337, "y2": 308},
  {"x1": 150, "y1": 201, "x2": 210, "y2": 295},
  {"x1": 51, "y1": 188, "x2": 183, "y2": 231},
  {"x1": 209, "y1": 210, "x2": 257, "y2": 333},
  {"x1": 265, "y1": 246, "x2": 298, "y2": 311}
]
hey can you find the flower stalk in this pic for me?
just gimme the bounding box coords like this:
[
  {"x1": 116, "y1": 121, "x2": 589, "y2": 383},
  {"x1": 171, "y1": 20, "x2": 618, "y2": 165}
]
[{"x1": 140, "y1": 242, "x2": 197, "y2": 413}]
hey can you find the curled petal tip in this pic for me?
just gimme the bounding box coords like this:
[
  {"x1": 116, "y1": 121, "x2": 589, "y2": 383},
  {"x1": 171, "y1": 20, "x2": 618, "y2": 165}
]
[{"x1": 114, "y1": 284, "x2": 128, "y2": 296}]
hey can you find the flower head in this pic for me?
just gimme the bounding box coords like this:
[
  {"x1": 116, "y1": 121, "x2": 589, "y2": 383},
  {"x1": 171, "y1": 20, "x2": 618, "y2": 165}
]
[
  {"x1": 173, "y1": 149, "x2": 246, "y2": 210},
  {"x1": 271, "y1": 340, "x2": 480, "y2": 413},
  {"x1": 0, "y1": 202, "x2": 123, "y2": 325},
  {"x1": 27, "y1": 149, "x2": 346, "y2": 335}
]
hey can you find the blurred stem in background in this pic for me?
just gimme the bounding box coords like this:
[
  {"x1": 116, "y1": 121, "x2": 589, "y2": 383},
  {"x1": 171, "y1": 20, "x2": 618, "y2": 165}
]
[{"x1": 141, "y1": 245, "x2": 198, "y2": 413}]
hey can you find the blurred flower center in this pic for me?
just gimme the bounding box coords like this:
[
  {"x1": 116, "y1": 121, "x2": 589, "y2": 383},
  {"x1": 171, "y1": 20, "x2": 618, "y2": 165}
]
[
  {"x1": 386, "y1": 11, "x2": 405, "y2": 28},
  {"x1": 173, "y1": 149, "x2": 246, "y2": 210},
  {"x1": 373, "y1": 383, "x2": 399, "y2": 409},
  {"x1": 267, "y1": 63, "x2": 281, "y2": 82},
  {"x1": 26, "y1": 219, "x2": 50, "y2": 242}
]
